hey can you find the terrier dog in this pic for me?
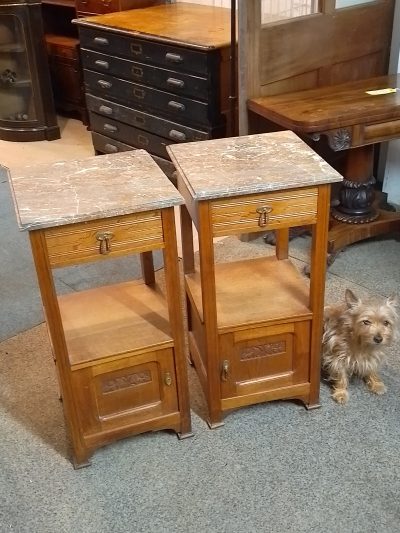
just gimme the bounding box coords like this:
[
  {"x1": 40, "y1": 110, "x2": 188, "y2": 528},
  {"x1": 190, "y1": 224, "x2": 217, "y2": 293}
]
[{"x1": 322, "y1": 289, "x2": 399, "y2": 404}]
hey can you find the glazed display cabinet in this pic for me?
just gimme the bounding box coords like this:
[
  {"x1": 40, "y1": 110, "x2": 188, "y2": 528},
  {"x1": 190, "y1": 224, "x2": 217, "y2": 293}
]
[{"x1": 0, "y1": 0, "x2": 59, "y2": 141}]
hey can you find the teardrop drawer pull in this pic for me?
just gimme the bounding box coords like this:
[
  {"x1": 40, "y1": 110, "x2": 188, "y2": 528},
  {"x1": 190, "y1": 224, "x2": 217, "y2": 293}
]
[
  {"x1": 103, "y1": 123, "x2": 118, "y2": 133},
  {"x1": 98, "y1": 105, "x2": 113, "y2": 115},
  {"x1": 95, "y1": 60, "x2": 109, "y2": 69},
  {"x1": 169, "y1": 129, "x2": 186, "y2": 142},
  {"x1": 167, "y1": 77, "x2": 185, "y2": 89},
  {"x1": 165, "y1": 52, "x2": 183, "y2": 64}
]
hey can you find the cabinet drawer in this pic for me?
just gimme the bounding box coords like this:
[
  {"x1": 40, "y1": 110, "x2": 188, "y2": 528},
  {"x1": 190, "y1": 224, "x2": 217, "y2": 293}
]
[
  {"x1": 90, "y1": 111, "x2": 173, "y2": 159},
  {"x1": 44, "y1": 211, "x2": 164, "y2": 267},
  {"x1": 76, "y1": 0, "x2": 164, "y2": 15},
  {"x1": 91, "y1": 132, "x2": 177, "y2": 183},
  {"x1": 71, "y1": 348, "x2": 179, "y2": 437},
  {"x1": 84, "y1": 69, "x2": 215, "y2": 126},
  {"x1": 220, "y1": 321, "x2": 310, "y2": 401},
  {"x1": 86, "y1": 94, "x2": 210, "y2": 142},
  {"x1": 210, "y1": 187, "x2": 319, "y2": 236},
  {"x1": 79, "y1": 27, "x2": 210, "y2": 75},
  {"x1": 81, "y1": 49, "x2": 210, "y2": 101}
]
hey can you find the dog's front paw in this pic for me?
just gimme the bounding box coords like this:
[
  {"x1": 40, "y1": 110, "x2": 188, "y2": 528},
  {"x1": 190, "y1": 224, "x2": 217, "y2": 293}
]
[
  {"x1": 366, "y1": 380, "x2": 387, "y2": 395},
  {"x1": 332, "y1": 389, "x2": 349, "y2": 404}
]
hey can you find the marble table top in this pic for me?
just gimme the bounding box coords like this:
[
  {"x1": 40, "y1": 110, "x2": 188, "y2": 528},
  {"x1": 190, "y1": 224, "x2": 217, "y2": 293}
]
[
  {"x1": 7, "y1": 151, "x2": 183, "y2": 231},
  {"x1": 167, "y1": 131, "x2": 343, "y2": 201}
]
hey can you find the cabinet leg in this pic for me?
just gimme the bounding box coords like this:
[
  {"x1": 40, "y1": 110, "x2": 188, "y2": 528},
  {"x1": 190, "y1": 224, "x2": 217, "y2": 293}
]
[
  {"x1": 71, "y1": 448, "x2": 92, "y2": 469},
  {"x1": 206, "y1": 409, "x2": 225, "y2": 429}
]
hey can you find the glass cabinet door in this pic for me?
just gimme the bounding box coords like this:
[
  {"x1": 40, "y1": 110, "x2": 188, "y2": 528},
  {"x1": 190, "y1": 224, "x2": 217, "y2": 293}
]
[{"x1": 0, "y1": 14, "x2": 36, "y2": 123}]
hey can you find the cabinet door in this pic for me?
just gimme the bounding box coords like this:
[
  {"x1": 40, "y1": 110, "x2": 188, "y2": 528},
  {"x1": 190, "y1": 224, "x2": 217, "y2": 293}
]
[
  {"x1": 71, "y1": 348, "x2": 179, "y2": 439},
  {"x1": 219, "y1": 321, "x2": 310, "y2": 400}
]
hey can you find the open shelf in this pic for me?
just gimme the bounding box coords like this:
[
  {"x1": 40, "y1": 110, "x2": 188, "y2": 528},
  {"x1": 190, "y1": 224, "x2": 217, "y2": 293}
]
[
  {"x1": 185, "y1": 256, "x2": 312, "y2": 332},
  {"x1": 58, "y1": 279, "x2": 174, "y2": 369}
]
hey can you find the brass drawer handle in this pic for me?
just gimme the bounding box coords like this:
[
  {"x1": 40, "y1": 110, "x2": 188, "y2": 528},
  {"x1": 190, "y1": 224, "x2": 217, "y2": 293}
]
[
  {"x1": 104, "y1": 144, "x2": 118, "y2": 153},
  {"x1": 94, "y1": 59, "x2": 109, "y2": 69},
  {"x1": 256, "y1": 205, "x2": 273, "y2": 227},
  {"x1": 164, "y1": 372, "x2": 172, "y2": 386},
  {"x1": 221, "y1": 360, "x2": 230, "y2": 382},
  {"x1": 166, "y1": 77, "x2": 185, "y2": 89},
  {"x1": 168, "y1": 101, "x2": 185, "y2": 113},
  {"x1": 103, "y1": 123, "x2": 118, "y2": 133},
  {"x1": 168, "y1": 129, "x2": 186, "y2": 142},
  {"x1": 165, "y1": 52, "x2": 183, "y2": 64},
  {"x1": 96, "y1": 231, "x2": 114, "y2": 254},
  {"x1": 93, "y1": 37, "x2": 109, "y2": 46},
  {"x1": 97, "y1": 79, "x2": 112, "y2": 89},
  {"x1": 98, "y1": 105, "x2": 113, "y2": 115}
]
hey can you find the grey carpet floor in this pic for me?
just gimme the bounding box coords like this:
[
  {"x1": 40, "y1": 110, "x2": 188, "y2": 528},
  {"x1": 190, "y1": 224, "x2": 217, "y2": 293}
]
[{"x1": 1, "y1": 226, "x2": 400, "y2": 533}]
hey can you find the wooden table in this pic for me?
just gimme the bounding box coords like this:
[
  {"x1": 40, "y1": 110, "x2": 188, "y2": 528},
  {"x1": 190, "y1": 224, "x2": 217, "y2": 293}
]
[
  {"x1": 168, "y1": 131, "x2": 342, "y2": 428},
  {"x1": 8, "y1": 151, "x2": 192, "y2": 468},
  {"x1": 248, "y1": 75, "x2": 400, "y2": 259}
]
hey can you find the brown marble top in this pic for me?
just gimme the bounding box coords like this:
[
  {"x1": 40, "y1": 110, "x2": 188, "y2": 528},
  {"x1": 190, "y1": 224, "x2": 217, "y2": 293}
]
[
  {"x1": 167, "y1": 131, "x2": 343, "y2": 201},
  {"x1": 74, "y1": 4, "x2": 232, "y2": 49},
  {"x1": 7, "y1": 151, "x2": 183, "y2": 231}
]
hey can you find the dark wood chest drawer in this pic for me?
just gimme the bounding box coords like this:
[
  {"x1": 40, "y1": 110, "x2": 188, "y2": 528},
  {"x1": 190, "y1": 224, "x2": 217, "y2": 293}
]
[
  {"x1": 84, "y1": 69, "x2": 217, "y2": 126},
  {"x1": 79, "y1": 28, "x2": 211, "y2": 75},
  {"x1": 81, "y1": 49, "x2": 211, "y2": 101},
  {"x1": 86, "y1": 94, "x2": 212, "y2": 142},
  {"x1": 89, "y1": 112, "x2": 173, "y2": 159}
]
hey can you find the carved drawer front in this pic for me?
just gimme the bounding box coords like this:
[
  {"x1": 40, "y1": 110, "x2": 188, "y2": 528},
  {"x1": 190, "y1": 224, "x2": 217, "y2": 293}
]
[
  {"x1": 86, "y1": 94, "x2": 210, "y2": 143},
  {"x1": 79, "y1": 28, "x2": 210, "y2": 75},
  {"x1": 81, "y1": 49, "x2": 210, "y2": 101},
  {"x1": 44, "y1": 211, "x2": 163, "y2": 267},
  {"x1": 84, "y1": 69, "x2": 214, "y2": 126},
  {"x1": 210, "y1": 187, "x2": 319, "y2": 237},
  {"x1": 219, "y1": 321, "x2": 310, "y2": 400},
  {"x1": 71, "y1": 349, "x2": 179, "y2": 437}
]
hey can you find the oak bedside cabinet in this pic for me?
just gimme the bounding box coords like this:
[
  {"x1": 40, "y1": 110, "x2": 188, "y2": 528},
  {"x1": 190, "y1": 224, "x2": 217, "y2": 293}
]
[
  {"x1": 167, "y1": 131, "x2": 343, "y2": 428},
  {"x1": 8, "y1": 150, "x2": 192, "y2": 468}
]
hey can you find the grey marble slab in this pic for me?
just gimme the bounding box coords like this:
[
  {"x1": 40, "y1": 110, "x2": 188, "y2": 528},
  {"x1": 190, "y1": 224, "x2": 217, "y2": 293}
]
[
  {"x1": 6, "y1": 150, "x2": 183, "y2": 231},
  {"x1": 167, "y1": 131, "x2": 343, "y2": 200}
]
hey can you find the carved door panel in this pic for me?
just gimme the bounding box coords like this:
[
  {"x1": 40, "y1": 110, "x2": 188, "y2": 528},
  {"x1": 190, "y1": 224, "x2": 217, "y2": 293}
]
[
  {"x1": 219, "y1": 321, "x2": 310, "y2": 400},
  {"x1": 72, "y1": 347, "x2": 179, "y2": 436}
]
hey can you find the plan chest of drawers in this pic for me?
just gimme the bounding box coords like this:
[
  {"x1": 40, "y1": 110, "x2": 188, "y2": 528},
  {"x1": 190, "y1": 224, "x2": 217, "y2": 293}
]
[
  {"x1": 8, "y1": 151, "x2": 192, "y2": 467},
  {"x1": 75, "y1": 4, "x2": 233, "y2": 182}
]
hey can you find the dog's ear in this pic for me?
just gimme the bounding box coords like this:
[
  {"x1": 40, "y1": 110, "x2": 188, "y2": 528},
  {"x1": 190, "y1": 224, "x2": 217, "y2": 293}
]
[
  {"x1": 345, "y1": 288, "x2": 360, "y2": 308},
  {"x1": 386, "y1": 293, "x2": 399, "y2": 310}
]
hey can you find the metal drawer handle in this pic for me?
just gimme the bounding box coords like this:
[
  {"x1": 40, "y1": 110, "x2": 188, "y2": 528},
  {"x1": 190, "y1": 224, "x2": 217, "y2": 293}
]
[
  {"x1": 133, "y1": 88, "x2": 145, "y2": 99},
  {"x1": 95, "y1": 59, "x2": 109, "y2": 69},
  {"x1": 169, "y1": 129, "x2": 186, "y2": 142},
  {"x1": 103, "y1": 123, "x2": 118, "y2": 133},
  {"x1": 97, "y1": 79, "x2": 112, "y2": 89},
  {"x1": 256, "y1": 205, "x2": 273, "y2": 227},
  {"x1": 101, "y1": 0, "x2": 112, "y2": 5},
  {"x1": 164, "y1": 372, "x2": 172, "y2": 386},
  {"x1": 221, "y1": 360, "x2": 230, "y2": 382},
  {"x1": 93, "y1": 37, "x2": 109, "y2": 46},
  {"x1": 96, "y1": 231, "x2": 114, "y2": 254},
  {"x1": 104, "y1": 143, "x2": 118, "y2": 153},
  {"x1": 167, "y1": 77, "x2": 185, "y2": 89},
  {"x1": 132, "y1": 66, "x2": 143, "y2": 78},
  {"x1": 131, "y1": 43, "x2": 142, "y2": 56},
  {"x1": 165, "y1": 52, "x2": 183, "y2": 64},
  {"x1": 137, "y1": 134, "x2": 149, "y2": 146},
  {"x1": 168, "y1": 101, "x2": 185, "y2": 112},
  {"x1": 98, "y1": 105, "x2": 113, "y2": 115}
]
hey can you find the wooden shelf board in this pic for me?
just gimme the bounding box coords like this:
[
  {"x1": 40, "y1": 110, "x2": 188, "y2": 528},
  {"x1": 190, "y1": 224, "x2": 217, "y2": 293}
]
[
  {"x1": 186, "y1": 257, "x2": 312, "y2": 332},
  {"x1": 58, "y1": 280, "x2": 173, "y2": 368}
]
